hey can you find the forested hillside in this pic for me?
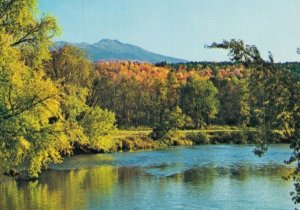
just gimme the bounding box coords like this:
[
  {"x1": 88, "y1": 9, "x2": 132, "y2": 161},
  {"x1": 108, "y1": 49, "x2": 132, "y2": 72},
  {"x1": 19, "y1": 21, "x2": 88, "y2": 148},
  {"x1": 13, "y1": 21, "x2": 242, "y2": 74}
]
[{"x1": 91, "y1": 60, "x2": 300, "y2": 129}]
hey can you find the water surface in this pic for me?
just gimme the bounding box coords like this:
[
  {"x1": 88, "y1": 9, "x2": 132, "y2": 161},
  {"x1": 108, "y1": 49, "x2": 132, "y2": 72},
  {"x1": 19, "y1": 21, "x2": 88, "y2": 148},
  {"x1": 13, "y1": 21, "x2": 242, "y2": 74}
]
[{"x1": 0, "y1": 145, "x2": 296, "y2": 210}]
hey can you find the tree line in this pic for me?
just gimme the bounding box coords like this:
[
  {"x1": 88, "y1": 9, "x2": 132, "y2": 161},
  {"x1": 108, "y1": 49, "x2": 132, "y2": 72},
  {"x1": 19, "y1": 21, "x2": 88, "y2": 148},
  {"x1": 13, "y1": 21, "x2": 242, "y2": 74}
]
[{"x1": 92, "y1": 60, "x2": 261, "y2": 129}]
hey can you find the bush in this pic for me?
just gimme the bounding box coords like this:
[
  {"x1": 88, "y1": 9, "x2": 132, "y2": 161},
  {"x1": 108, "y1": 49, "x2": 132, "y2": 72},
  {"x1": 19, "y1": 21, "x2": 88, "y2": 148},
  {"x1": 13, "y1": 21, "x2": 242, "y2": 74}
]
[
  {"x1": 186, "y1": 132, "x2": 209, "y2": 144},
  {"x1": 150, "y1": 106, "x2": 188, "y2": 140},
  {"x1": 88, "y1": 136, "x2": 121, "y2": 153},
  {"x1": 131, "y1": 137, "x2": 157, "y2": 150},
  {"x1": 121, "y1": 138, "x2": 134, "y2": 150},
  {"x1": 208, "y1": 132, "x2": 227, "y2": 144},
  {"x1": 209, "y1": 131, "x2": 248, "y2": 144},
  {"x1": 230, "y1": 132, "x2": 248, "y2": 144},
  {"x1": 269, "y1": 131, "x2": 288, "y2": 143},
  {"x1": 156, "y1": 130, "x2": 193, "y2": 146},
  {"x1": 150, "y1": 126, "x2": 169, "y2": 140},
  {"x1": 155, "y1": 130, "x2": 181, "y2": 146},
  {"x1": 120, "y1": 137, "x2": 155, "y2": 151},
  {"x1": 242, "y1": 130, "x2": 257, "y2": 144}
]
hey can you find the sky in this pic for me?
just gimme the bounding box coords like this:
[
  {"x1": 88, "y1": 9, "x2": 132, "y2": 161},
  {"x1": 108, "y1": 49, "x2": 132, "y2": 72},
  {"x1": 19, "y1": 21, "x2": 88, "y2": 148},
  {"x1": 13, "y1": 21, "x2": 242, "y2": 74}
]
[{"x1": 39, "y1": 0, "x2": 300, "y2": 62}]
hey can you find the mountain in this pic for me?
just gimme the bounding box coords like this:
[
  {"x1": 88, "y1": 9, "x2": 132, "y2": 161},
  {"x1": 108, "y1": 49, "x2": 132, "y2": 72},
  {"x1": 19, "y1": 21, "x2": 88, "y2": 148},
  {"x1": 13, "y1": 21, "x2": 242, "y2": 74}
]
[{"x1": 54, "y1": 39, "x2": 187, "y2": 63}]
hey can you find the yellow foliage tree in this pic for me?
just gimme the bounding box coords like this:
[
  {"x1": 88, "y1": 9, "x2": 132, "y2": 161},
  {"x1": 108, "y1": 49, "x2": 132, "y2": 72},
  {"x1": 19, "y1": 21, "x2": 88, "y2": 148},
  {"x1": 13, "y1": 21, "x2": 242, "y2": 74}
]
[{"x1": 0, "y1": 0, "x2": 69, "y2": 178}]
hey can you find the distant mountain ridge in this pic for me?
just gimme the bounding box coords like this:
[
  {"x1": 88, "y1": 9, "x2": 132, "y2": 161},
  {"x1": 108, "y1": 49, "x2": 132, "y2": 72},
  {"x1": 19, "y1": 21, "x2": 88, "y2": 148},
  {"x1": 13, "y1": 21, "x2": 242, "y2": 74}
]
[{"x1": 53, "y1": 39, "x2": 187, "y2": 63}]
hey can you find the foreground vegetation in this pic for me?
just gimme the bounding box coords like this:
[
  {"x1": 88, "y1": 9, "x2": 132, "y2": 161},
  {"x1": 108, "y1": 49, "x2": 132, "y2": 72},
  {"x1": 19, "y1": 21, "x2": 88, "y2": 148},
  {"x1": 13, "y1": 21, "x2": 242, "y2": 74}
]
[{"x1": 87, "y1": 127, "x2": 288, "y2": 153}]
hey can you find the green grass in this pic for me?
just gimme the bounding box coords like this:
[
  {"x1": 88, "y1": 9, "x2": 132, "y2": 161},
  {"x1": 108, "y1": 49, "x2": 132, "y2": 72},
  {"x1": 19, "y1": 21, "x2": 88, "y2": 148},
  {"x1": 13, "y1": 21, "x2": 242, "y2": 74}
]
[
  {"x1": 85, "y1": 126, "x2": 288, "y2": 154},
  {"x1": 115, "y1": 126, "x2": 257, "y2": 136}
]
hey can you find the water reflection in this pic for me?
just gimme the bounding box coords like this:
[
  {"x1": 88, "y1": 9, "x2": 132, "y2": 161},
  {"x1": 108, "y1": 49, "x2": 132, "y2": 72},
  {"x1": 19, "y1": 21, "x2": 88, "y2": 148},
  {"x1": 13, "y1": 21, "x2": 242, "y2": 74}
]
[
  {"x1": 170, "y1": 164, "x2": 293, "y2": 183},
  {"x1": 0, "y1": 164, "x2": 294, "y2": 210},
  {"x1": 0, "y1": 145, "x2": 296, "y2": 210},
  {"x1": 0, "y1": 166, "x2": 117, "y2": 210}
]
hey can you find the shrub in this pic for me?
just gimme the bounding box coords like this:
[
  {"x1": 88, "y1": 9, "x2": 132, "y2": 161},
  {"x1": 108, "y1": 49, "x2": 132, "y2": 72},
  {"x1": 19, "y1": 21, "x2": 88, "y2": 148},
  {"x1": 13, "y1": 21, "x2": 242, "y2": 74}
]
[
  {"x1": 118, "y1": 135, "x2": 157, "y2": 151},
  {"x1": 156, "y1": 130, "x2": 193, "y2": 146},
  {"x1": 121, "y1": 138, "x2": 134, "y2": 151},
  {"x1": 230, "y1": 132, "x2": 248, "y2": 144},
  {"x1": 209, "y1": 131, "x2": 249, "y2": 144},
  {"x1": 150, "y1": 126, "x2": 169, "y2": 140},
  {"x1": 186, "y1": 132, "x2": 210, "y2": 144},
  {"x1": 88, "y1": 136, "x2": 120, "y2": 153},
  {"x1": 209, "y1": 132, "x2": 234, "y2": 144},
  {"x1": 269, "y1": 131, "x2": 288, "y2": 143},
  {"x1": 155, "y1": 129, "x2": 181, "y2": 146},
  {"x1": 150, "y1": 106, "x2": 187, "y2": 140}
]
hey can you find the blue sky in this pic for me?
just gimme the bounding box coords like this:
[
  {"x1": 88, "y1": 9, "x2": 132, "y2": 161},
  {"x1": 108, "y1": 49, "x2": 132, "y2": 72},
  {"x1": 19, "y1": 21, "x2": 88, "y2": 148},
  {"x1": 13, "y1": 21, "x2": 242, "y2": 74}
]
[{"x1": 39, "y1": 0, "x2": 300, "y2": 62}]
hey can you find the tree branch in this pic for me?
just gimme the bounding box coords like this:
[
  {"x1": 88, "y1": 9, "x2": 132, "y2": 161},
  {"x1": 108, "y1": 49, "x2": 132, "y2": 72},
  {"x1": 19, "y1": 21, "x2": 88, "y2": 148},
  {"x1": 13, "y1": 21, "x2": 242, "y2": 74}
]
[
  {"x1": 10, "y1": 24, "x2": 41, "y2": 47},
  {"x1": 2, "y1": 94, "x2": 56, "y2": 120}
]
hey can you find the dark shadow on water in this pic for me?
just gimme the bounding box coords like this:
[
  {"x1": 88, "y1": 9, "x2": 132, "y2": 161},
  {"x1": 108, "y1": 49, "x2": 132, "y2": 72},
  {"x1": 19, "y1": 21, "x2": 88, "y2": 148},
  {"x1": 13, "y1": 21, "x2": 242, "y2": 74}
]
[{"x1": 165, "y1": 164, "x2": 293, "y2": 184}]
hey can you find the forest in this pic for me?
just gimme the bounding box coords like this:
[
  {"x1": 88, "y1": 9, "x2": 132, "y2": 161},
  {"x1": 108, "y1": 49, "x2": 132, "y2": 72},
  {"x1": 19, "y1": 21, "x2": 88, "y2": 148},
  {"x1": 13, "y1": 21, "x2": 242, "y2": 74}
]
[{"x1": 1, "y1": 0, "x2": 300, "y2": 204}]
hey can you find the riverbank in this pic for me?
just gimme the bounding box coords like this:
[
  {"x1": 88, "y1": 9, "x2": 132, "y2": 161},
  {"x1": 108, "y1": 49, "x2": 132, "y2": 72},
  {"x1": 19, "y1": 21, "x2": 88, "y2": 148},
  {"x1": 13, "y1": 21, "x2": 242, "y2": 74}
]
[
  {"x1": 79, "y1": 126, "x2": 289, "y2": 154},
  {"x1": 3, "y1": 126, "x2": 289, "y2": 180}
]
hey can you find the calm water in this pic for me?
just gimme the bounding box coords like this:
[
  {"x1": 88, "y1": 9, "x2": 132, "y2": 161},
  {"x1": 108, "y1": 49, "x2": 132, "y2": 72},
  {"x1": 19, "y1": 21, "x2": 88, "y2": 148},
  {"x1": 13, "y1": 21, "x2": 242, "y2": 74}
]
[{"x1": 0, "y1": 145, "x2": 296, "y2": 210}]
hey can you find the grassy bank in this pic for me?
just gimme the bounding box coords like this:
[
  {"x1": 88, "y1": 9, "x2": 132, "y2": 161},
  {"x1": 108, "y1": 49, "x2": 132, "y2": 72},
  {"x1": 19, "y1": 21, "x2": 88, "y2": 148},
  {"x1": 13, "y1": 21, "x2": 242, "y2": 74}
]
[
  {"x1": 4, "y1": 126, "x2": 289, "y2": 180},
  {"x1": 82, "y1": 126, "x2": 289, "y2": 153}
]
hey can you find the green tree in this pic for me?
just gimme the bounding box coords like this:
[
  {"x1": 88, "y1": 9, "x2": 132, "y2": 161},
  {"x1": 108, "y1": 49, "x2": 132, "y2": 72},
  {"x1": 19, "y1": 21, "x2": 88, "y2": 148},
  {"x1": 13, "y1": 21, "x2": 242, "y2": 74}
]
[
  {"x1": 208, "y1": 39, "x2": 271, "y2": 154},
  {"x1": 166, "y1": 73, "x2": 180, "y2": 110},
  {"x1": 0, "y1": 0, "x2": 60, "y2": 68},
  {"x1": 46, "y1": 45, "x2": 93, "y2": 87},
  {"x1": 150, "y1": 106, "x2": 186, "y2": 140},
  {"x1": 45, "y1": 45, "x2": 116, "y2": 152},
  {"x1": 180, "y1": 75, "x2": 219, "y2": 128},
  {"x1": 0, "y1": 0, "x2": 67, "y2": 178},
  {"x1": 216, "y1": 76, "x2": 250, "y2": 125},
  {"x1": 208, "y1": 39, "x2": 300, "y2": 204},
  {"x1": 80, "y1": 106, "x2": 116, "y2": 151},
  {"x1": 45, "y1": 46, "x2": 94, "y2": 147}
]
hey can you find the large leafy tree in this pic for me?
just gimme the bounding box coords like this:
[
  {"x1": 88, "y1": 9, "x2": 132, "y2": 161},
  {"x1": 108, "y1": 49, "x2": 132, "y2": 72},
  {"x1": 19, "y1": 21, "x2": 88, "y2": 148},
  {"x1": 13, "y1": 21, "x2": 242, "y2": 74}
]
[
  {"x1": 46, "y1": 45, "x2": 93, "y2": 87},
  {"x1": 46, "y1": 45, "x2": 116, "y2": 152},
  {"x1": 0, "y1": 0, "x2": 60, "y2": 67},
  {"x1": 216, "y1": 76, "x2": 250, "y2": 125},
  {"x1": 180, "y1": 75, "x2": 219, "y2": 128},
  {"x1": 208, "y1": 39, "x2": 300, "y2": 204},
  {"x1": 0, "y1": 0, "x2": 69, "y2": 178}
]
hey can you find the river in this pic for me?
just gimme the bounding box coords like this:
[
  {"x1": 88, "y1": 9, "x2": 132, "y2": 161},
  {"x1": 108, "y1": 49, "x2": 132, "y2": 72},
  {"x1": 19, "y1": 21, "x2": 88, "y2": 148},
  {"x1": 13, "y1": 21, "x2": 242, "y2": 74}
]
[{"x1": 0, "y1": 145, "x2": 296, "y2": 210}]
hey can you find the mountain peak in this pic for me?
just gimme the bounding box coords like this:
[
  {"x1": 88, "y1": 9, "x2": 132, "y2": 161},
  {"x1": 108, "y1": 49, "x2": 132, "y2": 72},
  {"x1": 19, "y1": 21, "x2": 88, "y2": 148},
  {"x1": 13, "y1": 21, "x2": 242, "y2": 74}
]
[
  {"x1": 54, "y1": 39, "x2": 187, "y2": 63},
  {"x1": 98, "y1": 39, "x2": 122, "y2": 44}
]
